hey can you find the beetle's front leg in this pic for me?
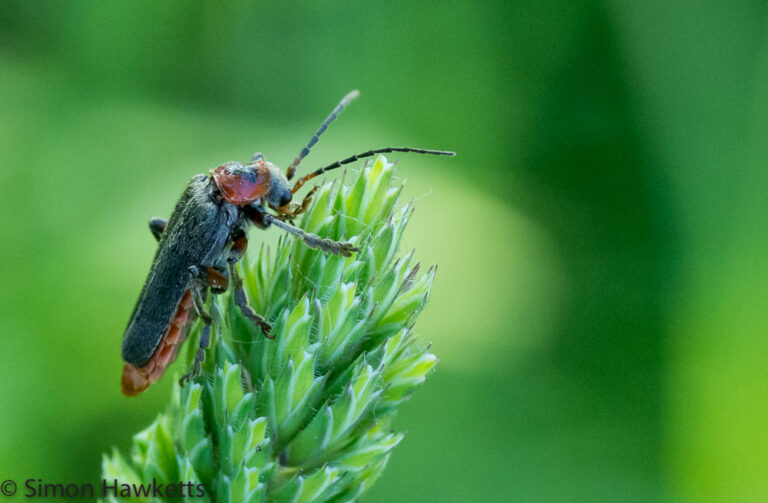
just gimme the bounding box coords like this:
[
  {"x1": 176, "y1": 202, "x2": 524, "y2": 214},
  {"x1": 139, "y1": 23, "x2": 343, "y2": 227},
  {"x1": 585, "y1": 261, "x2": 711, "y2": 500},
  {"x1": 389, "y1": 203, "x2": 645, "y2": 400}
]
[
  {"x1": 291, "y1": 186, "x2": 318, "y2": 218},
  {"x1": 272, "y1": 186, "x2": 319, "y2": 223},
  {"x1": 180, "y1": 267, "x2": 214, "y2": 385},
  {"x1": 264, "y1": 214, "x2": 360, "y2": 257},
  {"x1": 227, "y1": 232, "x2": 273, "y2": 338}
]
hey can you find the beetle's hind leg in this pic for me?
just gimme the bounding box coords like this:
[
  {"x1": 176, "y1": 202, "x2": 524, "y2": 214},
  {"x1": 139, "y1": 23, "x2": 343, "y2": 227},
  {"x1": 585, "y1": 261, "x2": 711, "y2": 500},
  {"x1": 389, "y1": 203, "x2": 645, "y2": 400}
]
[
  {"x1": 180, "y1": 269, "x2": 214, "y2": 386},
  {"x1": 149, "y1": 217, "x2": 168, "y2": 242}
]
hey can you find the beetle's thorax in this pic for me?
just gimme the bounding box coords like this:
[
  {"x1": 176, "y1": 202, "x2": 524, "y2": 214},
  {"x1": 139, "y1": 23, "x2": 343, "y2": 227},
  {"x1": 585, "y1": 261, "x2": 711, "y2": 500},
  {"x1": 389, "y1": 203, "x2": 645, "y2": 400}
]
[
  {"x1": 210, "y1": 157, "x2": 292, "y2": 209},
  {"x1": 211, "y1": 160, "x2": 272, "y2": 205}
]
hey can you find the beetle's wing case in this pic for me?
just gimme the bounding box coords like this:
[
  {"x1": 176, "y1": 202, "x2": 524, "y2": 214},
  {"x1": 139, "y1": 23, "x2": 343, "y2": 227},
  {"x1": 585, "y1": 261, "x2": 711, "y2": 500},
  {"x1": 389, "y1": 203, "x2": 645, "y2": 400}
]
[{"x1": 121, "y1": 174, "x2": 238, "y2": 366}]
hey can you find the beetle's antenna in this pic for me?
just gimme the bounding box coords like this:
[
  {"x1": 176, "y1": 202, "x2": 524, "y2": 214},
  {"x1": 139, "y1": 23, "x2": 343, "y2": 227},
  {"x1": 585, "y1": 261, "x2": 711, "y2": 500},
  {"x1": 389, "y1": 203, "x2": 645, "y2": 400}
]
[
  {"x1": 291, "y1": 147, "x2": 456, "y2": 194},
  {"x1": 285, "y1": 90, "x2": 360, "y2": 181}
]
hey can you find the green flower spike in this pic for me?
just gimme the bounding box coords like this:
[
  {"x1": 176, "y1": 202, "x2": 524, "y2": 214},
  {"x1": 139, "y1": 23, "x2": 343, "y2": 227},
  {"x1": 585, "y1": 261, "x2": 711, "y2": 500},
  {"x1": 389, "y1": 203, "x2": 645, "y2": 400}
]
[{"x1": 102, "y1": 155, "x2": 438, "y2": 502}]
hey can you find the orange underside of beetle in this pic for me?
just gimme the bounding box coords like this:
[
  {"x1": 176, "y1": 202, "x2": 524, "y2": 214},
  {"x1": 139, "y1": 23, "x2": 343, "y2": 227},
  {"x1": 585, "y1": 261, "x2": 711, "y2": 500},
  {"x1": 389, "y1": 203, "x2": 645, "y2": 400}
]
[{"x1": 121, "y1": 290, "x2": 194, "y2": 396}]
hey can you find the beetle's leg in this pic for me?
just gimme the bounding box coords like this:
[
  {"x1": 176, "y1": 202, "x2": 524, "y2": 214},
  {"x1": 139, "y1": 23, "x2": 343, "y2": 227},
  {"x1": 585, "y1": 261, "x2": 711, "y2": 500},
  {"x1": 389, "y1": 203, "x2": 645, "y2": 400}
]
[
  {"x1": 226, "y1": 232, "x2": 273, "y2": 338},
  {"x1": 180, "y1": 271, "x2": 213, "y2": 386},
  {"x1": 264, "y1": 214, "x2": 360, "y2": 257},
  {"x1": 248, "y1": 208, "x2": 271, "y2": 229},
  {"x1": 149, "y1": 217, "x2": 168, "y2": 242},
  {"x1": 205, "y1": 266, "x2": 229, "y2": 295},
  {"x1": 268, "y1": 186, "x2": 318, "y2": 223},
  {"x1": 228, "y1": 230, "x2": 249, "y2": 263},
  {"x1": 230, "y1": 263, "x2": 273, "y2": 338},
  {"x1": 290, "y1": 186, "x2": 318, "y2": 218}
]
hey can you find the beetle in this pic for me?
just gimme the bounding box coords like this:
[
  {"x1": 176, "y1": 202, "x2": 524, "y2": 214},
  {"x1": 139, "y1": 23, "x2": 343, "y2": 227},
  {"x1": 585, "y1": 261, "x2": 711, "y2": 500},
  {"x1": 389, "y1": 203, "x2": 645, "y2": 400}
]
[{"x1": 120, "y1": 90, "x2": 455, "y2": 396}]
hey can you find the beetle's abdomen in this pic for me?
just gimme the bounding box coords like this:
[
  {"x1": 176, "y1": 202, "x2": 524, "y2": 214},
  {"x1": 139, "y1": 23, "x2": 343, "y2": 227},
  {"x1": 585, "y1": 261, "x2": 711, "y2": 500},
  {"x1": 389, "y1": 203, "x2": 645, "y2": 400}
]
[
  {"x1": 121, "y1": 290, "x2": 195, "y2": 396},
  {"x1": 121, "y1": 175, "x2": 233, "y2": 366}
]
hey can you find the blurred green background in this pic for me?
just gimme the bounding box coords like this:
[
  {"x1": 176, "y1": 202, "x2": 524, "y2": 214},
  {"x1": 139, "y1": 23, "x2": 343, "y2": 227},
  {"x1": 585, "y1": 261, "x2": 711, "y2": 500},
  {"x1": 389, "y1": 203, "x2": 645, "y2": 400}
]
[{"x1": 1, "y1": 1, "x2": 766, "y2": 501}]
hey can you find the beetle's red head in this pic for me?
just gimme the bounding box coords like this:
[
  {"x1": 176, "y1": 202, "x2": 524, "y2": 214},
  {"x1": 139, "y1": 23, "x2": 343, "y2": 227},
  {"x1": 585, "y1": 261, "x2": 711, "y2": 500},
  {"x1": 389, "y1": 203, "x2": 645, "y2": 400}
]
[{"x1": 211, "y1": 161, "x2": 272, "y2": 205}]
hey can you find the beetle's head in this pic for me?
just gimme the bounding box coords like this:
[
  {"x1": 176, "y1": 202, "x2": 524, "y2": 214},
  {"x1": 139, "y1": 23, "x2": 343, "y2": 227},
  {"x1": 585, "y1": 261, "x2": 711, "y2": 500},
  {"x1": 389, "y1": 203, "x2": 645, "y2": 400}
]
[
  {"x1": 211, "y1": 154, "x2": 290, "y2": 208},
  {"x1": 255, "y1": 152, "x2": 293, "y2": 210}
]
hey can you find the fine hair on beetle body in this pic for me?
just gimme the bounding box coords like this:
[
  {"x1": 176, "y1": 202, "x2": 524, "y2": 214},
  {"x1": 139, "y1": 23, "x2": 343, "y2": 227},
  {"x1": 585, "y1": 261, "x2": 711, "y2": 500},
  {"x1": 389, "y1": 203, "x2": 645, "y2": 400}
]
[{"x1": 119, "y1": 90, "x2": 456, "y2": 397}]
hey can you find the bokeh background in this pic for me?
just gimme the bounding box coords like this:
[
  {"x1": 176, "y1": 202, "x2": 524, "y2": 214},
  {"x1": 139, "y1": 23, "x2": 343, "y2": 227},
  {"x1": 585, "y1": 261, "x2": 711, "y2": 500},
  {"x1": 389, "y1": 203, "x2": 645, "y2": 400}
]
[{"x1": 1, "y1": 1, "x2": 766, "y2": 501}]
